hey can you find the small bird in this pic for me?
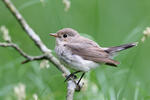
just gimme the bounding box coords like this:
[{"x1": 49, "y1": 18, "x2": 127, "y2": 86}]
[{"x1": 50, "y1": 28, "x2": 137, "y2": 85}]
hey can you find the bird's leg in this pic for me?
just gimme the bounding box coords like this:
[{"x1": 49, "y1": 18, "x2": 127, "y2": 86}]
[
  {"x1": 77, "y1": 72, "x2": 85, "y2": 85},
  {"x1": 65, "y1": 71, "x2": 81, "y2": 82}
]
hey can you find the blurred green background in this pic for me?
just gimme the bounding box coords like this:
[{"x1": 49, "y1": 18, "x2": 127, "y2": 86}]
[{"x1": 0, "y1": 0, "x2": 150, "y2": 100}]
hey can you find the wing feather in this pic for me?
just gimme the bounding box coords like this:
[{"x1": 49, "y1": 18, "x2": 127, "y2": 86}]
[{"x1": 65, "y1": 43, "x2": 120, "y2": 67}]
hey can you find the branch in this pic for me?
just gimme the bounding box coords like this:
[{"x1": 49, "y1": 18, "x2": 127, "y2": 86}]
[
  {"x1": 3, "y1": 0, "x2": 71, "y2": 76},
  {"x1": 22, "y1": 55, "x2": 46, "y2": 64},
  {"x1": 66, "y1": 80, "x2": 76, "y2": 100},
  {"x1": 3, "y1": 0, "x2": 50, "y2": 53},
  {"x1": 0, "y1": 42, "x2": 46, "y2": 63},
  {"x1": 2, "y1": 0, "x2": 82, "y2": 99}
]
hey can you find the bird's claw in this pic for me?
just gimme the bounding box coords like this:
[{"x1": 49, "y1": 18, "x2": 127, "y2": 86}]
[{"x1": 64, "y1": 73, "x2": 77, "y2": 82}]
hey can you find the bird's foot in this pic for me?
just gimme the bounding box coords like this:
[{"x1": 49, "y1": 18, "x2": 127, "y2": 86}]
[{"x1": 64, "y1": 73, "x2": 77, "y2": 82}]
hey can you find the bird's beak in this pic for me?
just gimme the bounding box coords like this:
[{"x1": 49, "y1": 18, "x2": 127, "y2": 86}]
[{"x1": 49, "y1": 33, "x2": 58, "y2": 37}]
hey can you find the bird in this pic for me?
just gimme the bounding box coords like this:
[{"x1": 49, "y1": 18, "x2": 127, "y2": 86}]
[{"x1": 50, "y1": 28, "x2": 137, "y2": 85}]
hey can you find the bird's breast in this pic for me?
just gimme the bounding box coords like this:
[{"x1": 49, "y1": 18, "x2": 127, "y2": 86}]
[{"x1": 55, "y1": 45, "x2": 99, "y2": 72}]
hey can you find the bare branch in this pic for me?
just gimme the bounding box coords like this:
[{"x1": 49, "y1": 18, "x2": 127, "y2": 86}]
[
  {"x1": 3, "y1": 0, "x2": 50, "y2": 53},
  {"x1": 66, "y1": 80, "x2": 76, "y2": 100},
  {"x1": 0, "y1": 42, "x2": 31, "y2": 58},
  {"x1": 3, "y1": 0, "x2": 71, "y2": 76},
  {"x1": 2, "y1": 0, "x2": 81, "y2": 99},
  {"x1": 22, "y1": 55, "x2": 46, "y2": 64},
  {"x1": 0, "y1": 42, "x2": 46, "y2": 63}
]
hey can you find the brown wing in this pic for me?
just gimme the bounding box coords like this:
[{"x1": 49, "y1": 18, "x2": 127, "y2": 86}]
[{"x1": 65, "y1": 43, "x2": 120, "y2": 67}]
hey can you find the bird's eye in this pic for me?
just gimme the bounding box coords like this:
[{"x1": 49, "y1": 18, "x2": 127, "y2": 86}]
[{"x1": 63, "y1": 34, "x2": 67, "y2": 38}]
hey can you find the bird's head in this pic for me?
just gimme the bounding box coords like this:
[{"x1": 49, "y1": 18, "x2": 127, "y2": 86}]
[{"x1": 50, "y1": 28, "x2": 79, "y2": 44}]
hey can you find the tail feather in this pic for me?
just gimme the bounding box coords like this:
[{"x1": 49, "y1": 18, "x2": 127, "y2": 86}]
[
  {"x1": 104, "y1": 42, "x2": 138, "y2": 53},
  {"x1": 105, "y1": 59, "x2": 120, "y2": 67}
]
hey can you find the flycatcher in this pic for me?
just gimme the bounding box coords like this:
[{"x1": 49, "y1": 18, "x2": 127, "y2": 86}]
[{"x1": 50, "y1": 28, "x2": 137, "y2": 85}]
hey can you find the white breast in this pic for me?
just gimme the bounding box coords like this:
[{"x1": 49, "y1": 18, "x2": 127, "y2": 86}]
[{"x1": 55, "y1": 43, "x2": 99, "y2": 72}]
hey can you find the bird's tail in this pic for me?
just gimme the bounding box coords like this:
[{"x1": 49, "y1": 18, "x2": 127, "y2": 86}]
[{"x1": 104, "y1": 42, "x2": 138, "y2": 54}]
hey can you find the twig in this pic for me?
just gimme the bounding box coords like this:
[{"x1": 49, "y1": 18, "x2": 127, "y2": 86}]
[
  {"x1": 0, "y1": 42, "x2": 46, "y2": 64},
  {"x1": 22, "y1": 55, "x2": 46, "y2": 64},
  {"x1": 2, "y1": 0, "x2": 80, "y2": 99}
]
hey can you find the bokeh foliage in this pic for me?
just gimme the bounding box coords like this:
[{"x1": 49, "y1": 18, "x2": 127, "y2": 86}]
[{"x1": 0, "y1": 0, "x2": 150, "y2": 100}]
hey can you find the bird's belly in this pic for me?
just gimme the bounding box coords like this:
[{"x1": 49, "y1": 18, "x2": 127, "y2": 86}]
[
  {"x1": 55, "y1": 46, "x2": 99, "y2": 72},
  {"x1": 68, "y1": 55, "x2": 99, "y2": 72}
]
